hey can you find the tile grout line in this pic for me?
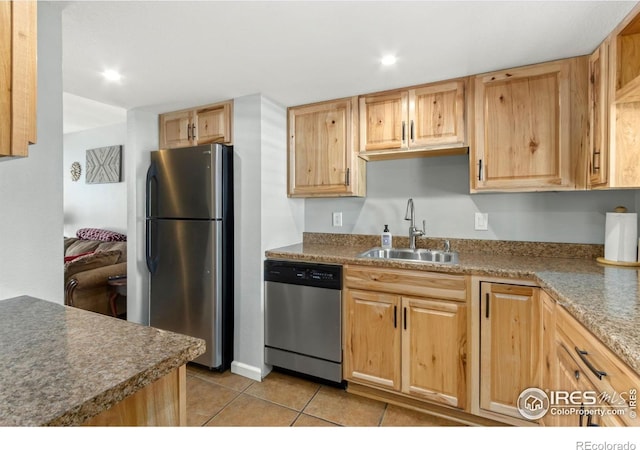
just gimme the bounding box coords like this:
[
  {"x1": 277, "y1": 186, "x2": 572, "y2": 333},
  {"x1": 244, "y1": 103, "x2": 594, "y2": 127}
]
[{"x1": 378, "y1": 403, "x2": 389, "y2": 427}]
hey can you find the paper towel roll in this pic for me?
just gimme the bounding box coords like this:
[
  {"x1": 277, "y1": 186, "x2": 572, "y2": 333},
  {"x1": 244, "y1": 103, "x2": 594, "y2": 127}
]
[{"x1": 604, "y1": 212, "x2": 638, "y2": 262}]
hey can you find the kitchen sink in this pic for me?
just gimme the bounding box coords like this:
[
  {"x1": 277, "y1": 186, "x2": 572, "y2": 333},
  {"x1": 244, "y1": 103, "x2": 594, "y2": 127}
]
[{"x1": 357, "y1": 247, "x2": 459, "y2": 264}]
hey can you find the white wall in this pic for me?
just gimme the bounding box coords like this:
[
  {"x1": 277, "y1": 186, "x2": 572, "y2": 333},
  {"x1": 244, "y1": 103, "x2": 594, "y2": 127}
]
[
  {"x1": 304, "y1": 155, "x2": 639, "y2": 244},
  {"x1": 63, "y1": 123, "x2": 127, "y2": 236},
  {"x1": 125, "y1": 109, "x2": 157, "y2": 325},
  {"x1": 0, "y1": 3, "x2": 63, "y2": 302},
  {"x1": 232, "y1": 94, "x2": 304, "y2": 381}
]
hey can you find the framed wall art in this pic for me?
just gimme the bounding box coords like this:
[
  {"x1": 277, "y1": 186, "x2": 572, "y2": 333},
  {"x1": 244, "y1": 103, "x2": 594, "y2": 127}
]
[{"x1": 85, "y1": 145, "x2": 122, "y2": 184}]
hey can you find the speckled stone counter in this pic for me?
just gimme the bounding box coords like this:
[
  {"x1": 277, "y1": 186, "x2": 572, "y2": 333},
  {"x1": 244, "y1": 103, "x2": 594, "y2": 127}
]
[
  {"x1": 265, "y1": 233, "x2": 640, "y2": 375},
  {"x1": 0, "y1": 296, "x2": 205, "y2": 426}
]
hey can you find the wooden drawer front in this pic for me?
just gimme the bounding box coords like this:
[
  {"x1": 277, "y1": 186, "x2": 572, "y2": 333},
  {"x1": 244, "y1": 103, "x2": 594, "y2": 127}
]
[
  {"x1": 556, "y1": 307, "x2": 640, "y2": 426},
  {"x1": 344, "y1": 265, "x2": 468, "y2": 302}
]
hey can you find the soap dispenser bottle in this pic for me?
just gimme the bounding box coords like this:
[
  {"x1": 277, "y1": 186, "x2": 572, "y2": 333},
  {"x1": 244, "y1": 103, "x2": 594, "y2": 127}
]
[{"x1": 381, "y1": 225, "x2": 392, "y2": 249}]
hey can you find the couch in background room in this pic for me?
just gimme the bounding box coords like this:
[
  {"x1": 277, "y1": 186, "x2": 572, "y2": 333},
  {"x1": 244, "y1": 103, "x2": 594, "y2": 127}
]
[{"x1": 64, "y1": 228, "x2": 127, "y2": 317}]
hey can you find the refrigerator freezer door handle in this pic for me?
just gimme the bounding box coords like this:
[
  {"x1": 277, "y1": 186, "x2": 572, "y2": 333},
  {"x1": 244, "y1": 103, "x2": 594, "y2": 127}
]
[{"x1": 146, "y1": 162, "x2": 158, "y2": 218}]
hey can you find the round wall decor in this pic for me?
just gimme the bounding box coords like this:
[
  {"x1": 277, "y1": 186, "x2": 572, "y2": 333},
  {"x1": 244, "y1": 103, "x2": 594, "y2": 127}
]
[{"x1": 70, "y1": 161, "x2": 81, "y2": 181}]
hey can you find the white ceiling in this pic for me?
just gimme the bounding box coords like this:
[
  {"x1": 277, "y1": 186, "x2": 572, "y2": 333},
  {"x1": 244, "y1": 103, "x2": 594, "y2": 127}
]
[{"x1": 61, "y1": 0, "x2": 639, "y2": 133}]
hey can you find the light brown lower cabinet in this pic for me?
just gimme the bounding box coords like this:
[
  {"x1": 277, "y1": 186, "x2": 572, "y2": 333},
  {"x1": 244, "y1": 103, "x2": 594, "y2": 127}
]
[
  {"x1": 548, "y1": 302, "x2": 640, "y2": 427},
  {"x1": 402, "y1": 297, "x2": 467, "y2": 408},
  {"x1": 343, "y1": 288, "x2": 401, "y2": 391},
  {"x1": 343, "y1": 265, "x2": 469, "y2": 411},
  {"x1": 551, "y1": 343, "x2": 627, "y2": 427},
  {"x1": 479, "y1": 282, "x2": 541, "y2": 420},
  {"x1": 83, "y1": 365, "x2": 186, "y2": 426}
]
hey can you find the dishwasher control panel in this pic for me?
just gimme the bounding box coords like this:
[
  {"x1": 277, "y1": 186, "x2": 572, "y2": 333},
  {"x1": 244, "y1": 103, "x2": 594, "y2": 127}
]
[{"x1": 264, "y1": 260, "x2": 342, "y2": 290}]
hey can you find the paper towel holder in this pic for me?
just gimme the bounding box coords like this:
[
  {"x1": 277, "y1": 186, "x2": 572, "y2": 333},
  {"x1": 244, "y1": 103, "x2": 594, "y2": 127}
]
[
  {"x1": 596, "y1": 256, "x2": 640, "y2": 267},
  {"x1": 599, "y1": 205, "x2": 640, "y2": 266}
]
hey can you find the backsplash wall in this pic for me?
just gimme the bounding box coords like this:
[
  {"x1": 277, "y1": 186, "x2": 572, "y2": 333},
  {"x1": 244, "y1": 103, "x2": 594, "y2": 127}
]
[{"x1": 304, "y1": 155, "x2": 639, "y2": 244}]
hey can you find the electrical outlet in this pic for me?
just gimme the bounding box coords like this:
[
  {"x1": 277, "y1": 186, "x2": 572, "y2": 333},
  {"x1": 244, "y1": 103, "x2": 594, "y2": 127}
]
[
  {"x1": 475, "y1": 212, "x2": 488, "y2": 231},
  {"x1": 332, "y1": 212, "x2": 343, "y2": 227}
]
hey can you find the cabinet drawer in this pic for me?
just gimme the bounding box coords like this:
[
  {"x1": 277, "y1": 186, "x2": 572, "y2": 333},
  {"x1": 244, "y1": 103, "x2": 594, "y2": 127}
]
[
  {"x1": 344, "y1": 265, "x2": 468, "y2": 302},
  {"x1": 556, "y1": 306, "x2": 640, "y2": 426}
]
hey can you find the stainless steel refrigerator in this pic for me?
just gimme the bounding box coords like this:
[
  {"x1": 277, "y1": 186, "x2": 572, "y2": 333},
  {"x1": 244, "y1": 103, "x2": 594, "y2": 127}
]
[{"x1": 146, "y1": 143, "x2": 233, "y2": 371}]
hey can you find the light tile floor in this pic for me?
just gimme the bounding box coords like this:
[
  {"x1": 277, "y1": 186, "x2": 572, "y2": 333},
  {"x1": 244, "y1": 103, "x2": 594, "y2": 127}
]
[{"x1": 186, "y1": 364, "x2": 464, "y2": 427}]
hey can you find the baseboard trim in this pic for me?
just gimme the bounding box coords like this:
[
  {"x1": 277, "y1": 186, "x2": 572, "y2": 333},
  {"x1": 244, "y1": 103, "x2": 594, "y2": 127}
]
[
  {"x1": 347, "y1": 382, "x2": 508, "y2": 427},
  {"x1": 231, "y1": 360, "x2": 262, "y2": 382}
]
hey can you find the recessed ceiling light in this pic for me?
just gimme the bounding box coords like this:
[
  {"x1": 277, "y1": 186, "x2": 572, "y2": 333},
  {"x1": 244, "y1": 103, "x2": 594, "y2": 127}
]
[
  {"x1": 381, "y1": 55, "x2": 397, "y2": 66},
  {"x1": 102, "y1": 69, "x2": 122, "y2": 82}
]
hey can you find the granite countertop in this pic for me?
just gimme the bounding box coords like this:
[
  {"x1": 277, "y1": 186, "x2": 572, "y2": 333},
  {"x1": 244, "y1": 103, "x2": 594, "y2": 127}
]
[
  {"x1": 0, "y1": 296, "x2": 205, "y2": 426},
  {"x1": 265, "y1": 233, "x2": 640, "y2": 375}
]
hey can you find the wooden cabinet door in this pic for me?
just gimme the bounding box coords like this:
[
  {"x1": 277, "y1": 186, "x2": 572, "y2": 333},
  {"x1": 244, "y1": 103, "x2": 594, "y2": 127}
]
[
  {"x1": 540, "y1": 290, "x2": 557, "y2": 426},
  {"x1": 555, "y1": 343, "x2": 588, "y2": 426},
  {"x1": 344, "y1": 288, "x2": 401, "y2": 391},
  {"x1": 159, "y1": 110, "x2": 194, "y2": 149},
  {"x1": 472, "y1": 59, "x2": 574, "y2": 192},
  {"x1": 195, "y1": 102, "x2": 232, "y2": 145},
  {"x1": 401, "y1": 297, "x2": 467, "y2": 409},
  {"x1": 359, "y1": 92, "x2": 407, "y2": 152},
  {"x1": 409, "y1": 81, "x2": 465, "y2": 149},
  {"x1": 480, "y1": 283, "x2": 541, "y2": 419},
  {"x1": 288, "y1": 97, "x2": 363, "y2": 197},
  {"x1": 0, "y1": 0, "x2": 37, "y2": 157},
  {"x1": 588, "y1": 41, "x2": 609, "y2": 187}
]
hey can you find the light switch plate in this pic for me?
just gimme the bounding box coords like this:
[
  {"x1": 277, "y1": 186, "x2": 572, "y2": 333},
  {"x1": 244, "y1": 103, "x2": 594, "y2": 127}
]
[
  {"x1": 475, "y1": 212, "x2": 488, "y2": 231},
  {"x1": 332, "y1": 212, "x2": 343, "y2": 227}
]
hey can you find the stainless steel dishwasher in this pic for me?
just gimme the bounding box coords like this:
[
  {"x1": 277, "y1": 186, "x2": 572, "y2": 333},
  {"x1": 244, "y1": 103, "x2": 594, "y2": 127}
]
[{"x1": 264, "y1": 259, "x2": 343, "y2": 383}]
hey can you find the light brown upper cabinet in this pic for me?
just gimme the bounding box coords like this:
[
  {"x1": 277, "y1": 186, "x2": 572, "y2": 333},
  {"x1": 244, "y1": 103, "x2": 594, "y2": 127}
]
[
  {"x1": 605, "y1": 3, "x2": 640, "y2": 188},
  {"x1": 358, "y1": 79, "x2": 468, "y2": 161},
  {"x1": 159, "y1": 100, "x2": 233, "y2": 149},
  {"x1": 470, "y1": 57, "x2": 588, "y2": 193},
  {"x1": 287, "y1": 97, "x2": 365, "y2": 197},
  {"x1": 588, "y1": 40, "x2": 610, "y2": 188},
  {"x1": 0, "y1": 1, "x2": 37, "y2": 158}
]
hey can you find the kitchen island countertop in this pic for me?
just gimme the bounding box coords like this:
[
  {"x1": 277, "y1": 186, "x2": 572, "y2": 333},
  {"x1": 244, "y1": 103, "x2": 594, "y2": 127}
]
[
  {"x1": 265, "y1": 236, "x2": 640, "y2": 375},
  {"x1": 0, "y1": 296, "x2": 205, "y2": 426}
]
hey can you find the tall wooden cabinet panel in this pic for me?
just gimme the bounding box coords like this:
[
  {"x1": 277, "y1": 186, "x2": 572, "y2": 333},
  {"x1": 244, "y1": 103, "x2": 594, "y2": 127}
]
[
  {"x1": 402, "y1": 297, "x2": 467, "y2": 409},
  {"x1": 359, "y1": 79, "x2": 467, "y2": 160},
  {"x1": 288, "y1": 97, "x2": 365, "y2": 197},
  {"x1": 0, "y1": 0, "x2": 37, "y2": 158},
  {"x1": 159, "y1": 100, "x2": 233, "y2": 150},
  {"x1": 479, "y1": 282, "x2": 541, "y2": 419},
  {"x1": 607, "y1": 3, "x2": 640, "y2": 188},
  {"x1": 540, "y1": 289, "x2": 557, "y2": 426},
  {"x1": 470, "y1": 57, "x2": 588, "y2": 192},
  {"x1": 343, "y1": 289, "x2": 401, "y2": 390}
]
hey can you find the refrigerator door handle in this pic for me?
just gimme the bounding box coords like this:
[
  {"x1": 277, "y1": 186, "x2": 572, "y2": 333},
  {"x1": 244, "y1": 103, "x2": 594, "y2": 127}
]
[
  {"x1": 145, "y1": 219, "x2": 159, "y2": 274},
  {"x1": 146, "y1": 162, "x2": 160, "y2": 274}
]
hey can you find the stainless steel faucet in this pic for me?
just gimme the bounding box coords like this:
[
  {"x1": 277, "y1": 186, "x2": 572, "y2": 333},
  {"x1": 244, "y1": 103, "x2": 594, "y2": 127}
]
[{"x1": 404, "y1": 198, "x2": 425, "y2": 249}]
